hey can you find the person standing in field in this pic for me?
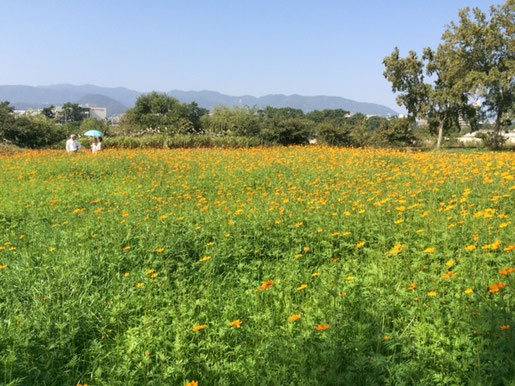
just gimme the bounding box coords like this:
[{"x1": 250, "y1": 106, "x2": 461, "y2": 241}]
[
  {"x1": 91, "y1": 137, "x2": 103, "y2": 153},
  {"x1": 66, "y1": 134, "x2": 81, "y2": 153}
]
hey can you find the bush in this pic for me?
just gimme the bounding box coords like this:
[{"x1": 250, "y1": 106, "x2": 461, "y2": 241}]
[
  {"x1": 2, "y1": 116, "x2": 68, "y2": 148},
  {"x1": 261, "y1": 119, "x2": 313, "y2": 145},
  {"x1": 51, "y1": 135, "x2": 265, "y2": 150},
  {"x1": 316, "y1": 122, "x2": 353, "y2": 146}
]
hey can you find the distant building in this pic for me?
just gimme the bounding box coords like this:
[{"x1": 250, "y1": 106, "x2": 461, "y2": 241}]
[
  {"x1": 457, "y1": 130, "x2": 515, "y2": 146},
  {"x1": 84, "y1": 106, "x2": 107, "y2": 120}
]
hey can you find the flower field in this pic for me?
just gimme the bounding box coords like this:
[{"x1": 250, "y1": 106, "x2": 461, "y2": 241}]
[{"x1": 0, "y1": 147, "x2": 513, "y2": 385}]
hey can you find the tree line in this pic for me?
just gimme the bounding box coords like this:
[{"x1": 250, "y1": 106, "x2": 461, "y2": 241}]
[
  {"x1": 0, "y1": 93, "x2": 418, "y2": 149},
  {"x1": 383, "y1": 0, "x2": 513, "y2": 149},
  {"x1": 118, "y1": 91, "x2": 415, "y2": 147}
]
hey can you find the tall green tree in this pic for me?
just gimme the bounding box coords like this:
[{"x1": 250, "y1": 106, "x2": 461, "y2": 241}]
[
  {"x1": 122, "y1": 92, "x2": 201, "y2": 135},
  {"x1": 60, "y1": 103, "x2": 84, "y2": 123},
  {"x1": 383, "y1": 48, "x2": 430, "y2": 122},
  {"x1": 439, "y1": 1, "x2": 514, "y2": 148},
  {"x1": 202, "y1": 106, "x2": 260, "y2": 137},
  {"x1": 0, "y1": 101, "x2": 15, "y2": 141},
  {"x1": 41, "y1": 105, "x2": 56, "y2": 119}
]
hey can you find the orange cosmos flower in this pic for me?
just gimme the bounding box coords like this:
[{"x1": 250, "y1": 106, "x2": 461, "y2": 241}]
[
  {"x1": 500, "y1": 325, "x2": 510, "y2": 331},
  {"x1": 407, "y1": 284, "x2": 417, "y2": 291},
  {"x1": 192, "y1": 325, "x2": 207, "y2": 332},
  {"x1": 315, "y1": 324, "x2": 330, "y2": 331},
  {"x1": 289, "y1": 314, "x2": 301, "y2": 322},
  {"x1": 257, "y1": 280, "x2": 275, "y2": 291},
  {"x1": 186, "y1": 381, "x2": 198, "y2": 386},
  {"x1": 489, "y1": 283, "x2": 506, "y2": 294},
  {"x1": 442, "y1": 272, "x2": 457, "y2": 279},
  {"x1": 229, "y1": 319, "x2": 242, "y2": 328},
  {"x1": 297, "y1": 284, "x2": 308, "y2": 291},
  {"x1": 156, "y1": 248, "x2": 165, "y2": 253},
  {"x1": 499, "y1": 268, "x2": 515, "y2": 276},
  {"x1": 504, "y1": 245, "x2": 515, "y2": 252}
]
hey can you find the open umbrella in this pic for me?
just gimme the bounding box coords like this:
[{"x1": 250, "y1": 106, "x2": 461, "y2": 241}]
[{"x1": 84, "y1": 130, "x2": 104, "y2": 137}]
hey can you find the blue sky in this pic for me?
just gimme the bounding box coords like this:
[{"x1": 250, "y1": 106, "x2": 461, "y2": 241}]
[{"x1": 0, "y1": 0, "x2": 500, "y2": 110}]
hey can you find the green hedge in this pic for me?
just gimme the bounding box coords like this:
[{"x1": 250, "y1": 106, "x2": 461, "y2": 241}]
[{"x1": 51, "y1": 135, "x2": 265, "y2": 150}]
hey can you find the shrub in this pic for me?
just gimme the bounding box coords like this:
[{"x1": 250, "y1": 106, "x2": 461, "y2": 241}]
[
  {"x1": 316, "y1": 122, "x2": 353, "y2": 146},
  {"x1": 261, "y1": 119, "x2": 313, "y2": 145}
]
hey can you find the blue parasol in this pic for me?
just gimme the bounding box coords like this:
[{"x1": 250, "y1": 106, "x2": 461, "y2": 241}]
[{"x1": 84, "y1": 130, "x2": 104, "y2": 137}]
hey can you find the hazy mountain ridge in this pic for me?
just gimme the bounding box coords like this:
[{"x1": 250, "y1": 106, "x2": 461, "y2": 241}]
[{"x1": 0, "y1": 84, "x2": 397, "y2": 116}]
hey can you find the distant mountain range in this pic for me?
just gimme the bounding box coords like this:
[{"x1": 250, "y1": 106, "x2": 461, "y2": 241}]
[{"x1": 0, "y1": 84, "x2": 397, "y2": 117}]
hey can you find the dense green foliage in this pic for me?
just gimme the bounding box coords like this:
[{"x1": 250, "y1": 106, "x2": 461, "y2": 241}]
[{"x1": 383, "y1": 0, "x2": 514, "y2": 149}]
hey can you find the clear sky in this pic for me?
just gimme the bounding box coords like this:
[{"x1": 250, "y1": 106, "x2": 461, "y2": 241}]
[{"x1": 0, "y1": 0, "x2": 500, "y2": 110}]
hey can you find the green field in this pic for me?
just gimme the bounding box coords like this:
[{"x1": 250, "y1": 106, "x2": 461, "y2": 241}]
[{"x1": 0, "y1": 147, "x2": 513, "y2": 385}]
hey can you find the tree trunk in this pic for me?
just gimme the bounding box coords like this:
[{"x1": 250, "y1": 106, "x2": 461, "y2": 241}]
[
  {"x1": 436, "y1": 119, "x2": 445, "y2": 149},
  {"x1": 492, "y1": 113, "x2": 502, "y2": 150}
]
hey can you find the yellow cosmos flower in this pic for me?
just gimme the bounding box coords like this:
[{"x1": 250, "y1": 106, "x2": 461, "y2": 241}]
[
  {"x1": 198, "y1": 256, "x2": 212, "y2": 263},
  {"x1": 424, "y1": 248, "x2": 435, "y2": 254},
  {"x1": 311, "y1": 272, "x2": 320, "y2": 278},
  {"x1": 464, "y1": 245, "x2": 476, "y2": 252},
  {"x1": 229, "y1": 319, "x2": 242, "y2": 328},
  {"x1": 445, "y1": 260, "x2": 456, "y2": 267},
  {"x1": 156, "y1": 248, "x2": 165, "y2": 253},
  {"x1": 388, "y1": 244, "x2": 405, "y2": 255},
  {"x1": 297, "y1": 284, "x2": 308, "y2": 291},
  {"x1": 427, "y1": 291, "x2": 437, "y2": 297},
  {"x1": 464, "y1": 288, "x2": 474, "y2": 294}
]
